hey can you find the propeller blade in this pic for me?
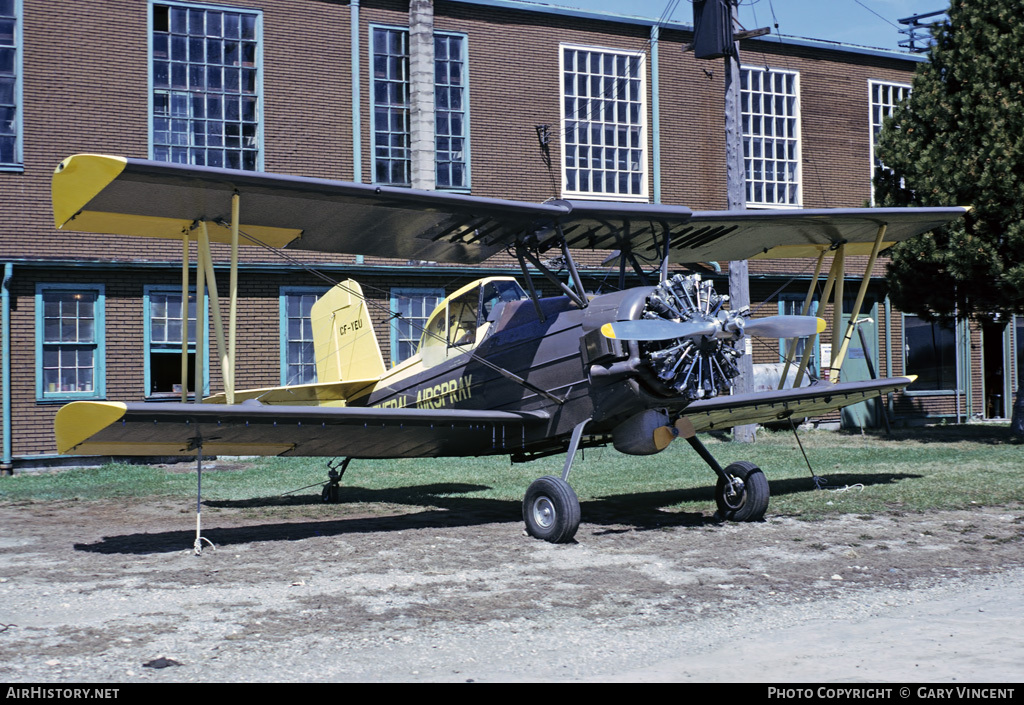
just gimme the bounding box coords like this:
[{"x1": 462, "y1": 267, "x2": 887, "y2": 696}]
[
  {"x1": 601, "y1": 319, "x2": 718, "y2": 341},
  {"x1": 742, "y1": 315, "x2": 825, "y2": 338}
]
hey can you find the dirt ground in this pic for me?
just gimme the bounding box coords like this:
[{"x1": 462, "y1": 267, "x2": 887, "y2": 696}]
[{"x1": 1, "y1": 486, "x2": 1023, "y2": 683}]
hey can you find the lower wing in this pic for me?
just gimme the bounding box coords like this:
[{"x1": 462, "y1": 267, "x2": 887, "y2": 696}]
[
  {"x1": 55, "y1": 401, "x2": 550, "y2": 458},
  {"x1": 678, "y1": 377, "x2": 912, "y2": 433}
]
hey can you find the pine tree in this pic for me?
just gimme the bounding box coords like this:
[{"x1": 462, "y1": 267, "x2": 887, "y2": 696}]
[{"x1": 874, "y1": 0, "x2": 1024, "y2": 435}]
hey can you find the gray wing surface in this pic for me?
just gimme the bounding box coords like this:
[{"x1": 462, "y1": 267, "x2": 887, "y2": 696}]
[{"x1": 56, "y1": 401, "x2": 550, "y2": 459}]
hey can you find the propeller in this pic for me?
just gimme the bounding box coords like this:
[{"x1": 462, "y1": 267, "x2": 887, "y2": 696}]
[
  {"x1": 601, "y1": 314, "x2": 824, "y2": 342},
  {"x1": 739, "y1": 315, "x2": 825, "y2": 338},
  {"x1": 601, "y1": 319, "x2": 717, "y2": 341}
]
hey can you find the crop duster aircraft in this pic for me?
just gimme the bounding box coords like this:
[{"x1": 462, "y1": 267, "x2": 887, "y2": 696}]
[{"x1": 51, "y1": 155, "x2": 966, "y2": 542}]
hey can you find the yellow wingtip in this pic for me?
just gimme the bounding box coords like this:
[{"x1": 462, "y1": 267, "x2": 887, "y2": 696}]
[
  {"x1": 55, "y1": 401, "x2": 128, "y2": 454},
  {"x1": 52, "y1": 154, "x2": 128, "y2": 229}
]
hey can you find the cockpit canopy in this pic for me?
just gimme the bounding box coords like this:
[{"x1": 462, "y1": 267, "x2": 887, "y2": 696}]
[{"x1": 418, "y1": 277, "x2": 528, "y2": 366}]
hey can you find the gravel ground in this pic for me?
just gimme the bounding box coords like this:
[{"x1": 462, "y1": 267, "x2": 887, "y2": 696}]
[{"x1": 0, "y1": 494, "x2": 1022, "y2": 683}]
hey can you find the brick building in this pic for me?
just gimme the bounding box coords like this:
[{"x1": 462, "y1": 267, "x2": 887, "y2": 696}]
[{"x1": 1, "y1": 0, "x2": 1019, "y2": 468}]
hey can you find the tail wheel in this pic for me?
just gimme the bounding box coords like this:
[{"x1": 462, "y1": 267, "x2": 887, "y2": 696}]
[
  {"x1": 715, "y1": 461, "x2": 769, "y2": 522},
  {"x1": 523, "y1": 476, "x2": 581, "y2": 543}
]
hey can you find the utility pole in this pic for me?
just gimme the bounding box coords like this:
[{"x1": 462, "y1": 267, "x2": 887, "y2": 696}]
[
  {"x1": 723, "y1": 0, "x2": 755, "y2": 443},
  {"x1": 690, "y1": 0, "x2": 767, "y2": 443}
]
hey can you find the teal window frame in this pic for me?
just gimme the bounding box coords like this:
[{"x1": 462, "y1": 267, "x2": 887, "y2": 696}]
[
  {"x1": 778, "y1": 295, "x2": 819, "y2": 379},
  {"x1": 1016, "y1": 314, "x2": 1023, "y2": 394},
  {"x1": 280, "y1": 287, "x2": 326, "y2": 385},
  {"x1": 370, "y1": 25, "x2": 470, "y2": 191},
  {"x1": 35, "y1": 283, "x2": 105, "y2": 402},
  {"x1": 149, "y1": 0, "x2": 264, "y2": 170},
  {"x1": 143, "y1": 285, "x2": 208, "y2": 398},
  {"x1": 0, "y1": 0, "x2": 22, "y2": 170},
  {"x1": 390, "y1": 287, "x2": 444, "y2": 365}
]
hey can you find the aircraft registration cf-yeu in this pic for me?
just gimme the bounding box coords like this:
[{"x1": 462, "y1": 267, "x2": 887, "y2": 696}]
[{"x1": 51, "y1": 154, "x2": 966, "y2": 542}]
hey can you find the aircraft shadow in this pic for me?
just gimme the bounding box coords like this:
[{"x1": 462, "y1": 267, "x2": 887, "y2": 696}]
[{"x1": 72, "y1": 472, "x2": 920, "y2": 555}]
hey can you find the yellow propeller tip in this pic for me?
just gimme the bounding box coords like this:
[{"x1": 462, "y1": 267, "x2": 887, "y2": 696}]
[{"x1": 600, "y1": 323, "x2": 616, "y2": 339}]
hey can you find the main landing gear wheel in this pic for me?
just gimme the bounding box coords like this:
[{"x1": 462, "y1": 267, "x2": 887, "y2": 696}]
[
  {"x1": 523, "y1": 476, "x2": 581, "y2": 543},
  {"x1": 715, "y1": 461, "x2": 769, "y2": 522}
]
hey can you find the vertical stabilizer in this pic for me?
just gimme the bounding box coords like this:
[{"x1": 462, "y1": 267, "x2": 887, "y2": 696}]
[{"x1": 311, "y1": 280, "x2": 386, "y2": 383}]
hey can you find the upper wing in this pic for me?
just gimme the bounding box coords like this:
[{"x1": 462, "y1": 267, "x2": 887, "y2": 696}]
[
  {"x1": 55, "y1": 400, "x2": 550, "y2": 458},
  {"x1": 53, "y1": 154, "x2": 966, "y2": 264},
  {"x1": 677, "y1": 377, "x2": 912, "y2": 433},
  {"x1": 52, "y1": 154, "x2": 571, "y2": 264}
]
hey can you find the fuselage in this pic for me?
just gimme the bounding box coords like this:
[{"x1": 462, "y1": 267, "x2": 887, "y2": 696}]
[{"x1": 353, "y1": 284, "x2": 689, "y2": 457}]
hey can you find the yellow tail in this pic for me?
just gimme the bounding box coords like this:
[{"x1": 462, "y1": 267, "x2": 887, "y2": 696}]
[{"x1": 311, "y1": 279, "x2": 386, "y2": 384}]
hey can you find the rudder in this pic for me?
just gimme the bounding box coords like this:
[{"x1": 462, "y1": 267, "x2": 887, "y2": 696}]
[{"x1": 311, "y1": 280, "x2": 386, "y2": 384}]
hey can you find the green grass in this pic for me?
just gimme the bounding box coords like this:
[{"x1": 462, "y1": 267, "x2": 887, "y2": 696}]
[{"x1": 1, "y1": 425, "x2": 1021, "y2": 521}]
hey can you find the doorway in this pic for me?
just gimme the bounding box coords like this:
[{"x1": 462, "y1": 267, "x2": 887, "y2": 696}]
[{"x1": 982, "y1": 321, "x2": 1008, "y2": 419}]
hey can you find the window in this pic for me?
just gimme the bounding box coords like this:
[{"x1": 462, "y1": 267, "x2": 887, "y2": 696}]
[
  {"x1": 561, "y1": 45, "x2": 647, "y2": 201},
  {"x1": 778, "y1": 296, "x2": 818, "y2": 380},
  {"x1": 742, "y1": 66, "x2": 800, "y2": 207},
  {"x1": 371, "y1": 27, "x2": 469, "y2": 189},
  {"x1": 903, "y1": 314, "x2": 957, "y2": 392},
  {"x1": 434, "y1": 33, "x2": 468, "y2": 189},
  {"x1": 0, "y1": 0, "x2": 20, "y2": 169},
  {"x1": 151, "y1": 2, "x2": 261, "y2": 169},
  {"x1": 144, "y1": 287, "x2": 203, "y2": 397},
  {"x1": 36, "y1": 285, "x2": 105, "y2": 401},
  {"x1": 390, "y1": 288, "x2": 443, "y2": 365},
  {"x1": 869, "y1": 80, "x2": 910, "y2": 202},
  {"x1": 281, "y1": 288, "x2": 324, "y2": 385}
]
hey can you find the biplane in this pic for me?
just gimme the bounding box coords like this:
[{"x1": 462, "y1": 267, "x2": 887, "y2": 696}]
[{"x1": 51, "y1": 154, "x2": 966, "y2": 542}]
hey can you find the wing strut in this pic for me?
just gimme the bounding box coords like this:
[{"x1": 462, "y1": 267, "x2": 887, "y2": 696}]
[
  {"x1": 830, "y1": 224, "x2": 887, "y2": 382},
  {"x1": 178, "y1": 194, "x2": 242, "y2": 405},
  {"x1": 778, "y1": 223, "x2": 890, "y2": 390}
]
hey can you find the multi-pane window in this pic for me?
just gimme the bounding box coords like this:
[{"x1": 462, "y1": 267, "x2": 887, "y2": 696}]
[
  {"x1": 561, "y1": 45, "x2": 647, "y2": 200},
  {"x1": 903, "y1": 314, "x2": 957, "y2": 392},
  {"x1": 145, "y1": 288, "x2": 198, "y2": 396},
  {"x1": 0, "y1": 0, "x2": 19, "y2": 167},
  {"x1": 390, "y1": 288, "x2": 443, "y2": 365},
  {"x1": 742, "y1": 66, "x2": 800, "y2": 207},
  {"x1": 282, "y1": 289, "x2": 323, "y2": 385},
  {"x1": 869, "y1": 80, "x2": 910, "y2": 201},
  {"x1": 373, "y1": 27, "x2": 409, "y2": 186},
  {"x1": 152, "y1": 2, "x2": 261, "y2": 170},
  {"x1": 371, "y1": 27, "x2": 468, "y2": 189},
  {"x1": 434, "y1": 34, "x2": 467, "y2": 189},
  {"x1": 37, "y1": 285, "x2": 104, "y2": 400}
]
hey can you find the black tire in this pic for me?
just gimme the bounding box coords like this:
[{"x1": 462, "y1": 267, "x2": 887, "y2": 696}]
[
  {"x1": 715, "y1": 461, "x2": 769, "y2": 522},
  {"x1": 523, "y1": 476, "x2": 581, "y2": 543},
  {"x1": 321, "y1": 483, "x2": 339, "y2": 504}
]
